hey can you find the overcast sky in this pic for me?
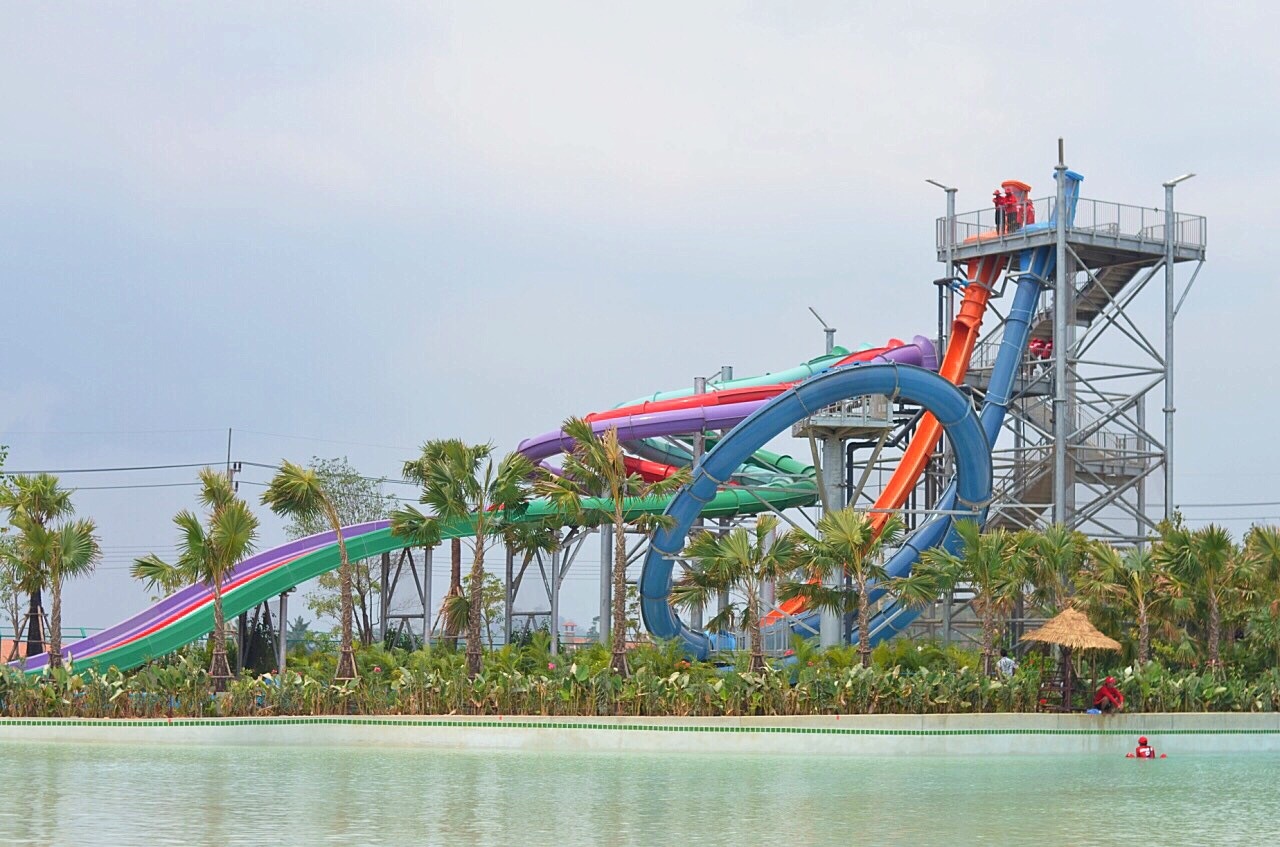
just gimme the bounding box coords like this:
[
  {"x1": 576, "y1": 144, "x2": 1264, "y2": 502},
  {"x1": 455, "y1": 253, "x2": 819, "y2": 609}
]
[{"x1": 2, "y1": 2, "x2": 1277, "y2": 632}]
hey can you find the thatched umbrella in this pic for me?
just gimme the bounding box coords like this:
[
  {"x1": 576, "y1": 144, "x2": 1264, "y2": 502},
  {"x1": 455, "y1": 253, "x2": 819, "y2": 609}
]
[{"x1": 1021, "y1": 607, "x2": 1121, "y2": 709}]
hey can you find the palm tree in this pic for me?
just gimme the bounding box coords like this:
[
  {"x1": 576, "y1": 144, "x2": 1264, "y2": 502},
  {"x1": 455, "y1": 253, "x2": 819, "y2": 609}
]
[
  {"x1": 134, "y1": 468, "x2": 259, "y2": 688},
  {"x1": 1018, "y1": 524, "x2": 1091, "y2": 615},
  {"x1": 779, "y1": 508, "x2": 905, "y2": 668},
  {"x1": 672, "y1": 514, "x2": 796, "y2": 671},
  {"x1": 402, "y1": 441, "x2": 467, "y2": 650},
  {"x1": 1245, "y1": 526, "x2": 1280, "y2": 668},
  {"x1": 536, "y1": 418, "x2": 690, "y2": 676},
  {"x1": 260, "y1": 460, "x2": 358, "y2": 680},
  {"x1": 895, "y1": 520, "x2": 1026, "y2": 674},
  {"x1": 1154, "y1": 523, "x2": 1254, "y2": 669},
  {"x1": 0, "y1": 474, "x2": 74, "y2": 656},
  {"x1": 392, "y1": 440, "x2": 534, "y2": 676},
  {"x1": 1076, "y1": 543, "x2": 1170, "y2": 665},
  {"x1": 0, "y1": 535, "x2": 24, "y2": 647},
  {"x1": 43, "y1": 518, "x2": 101, "y2": 669}
]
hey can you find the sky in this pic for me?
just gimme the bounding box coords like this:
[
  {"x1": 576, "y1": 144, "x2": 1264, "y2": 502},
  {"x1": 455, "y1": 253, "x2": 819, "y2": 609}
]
[{"x1": 2, "y1": 1, "x2": 1278, "y2": 633}]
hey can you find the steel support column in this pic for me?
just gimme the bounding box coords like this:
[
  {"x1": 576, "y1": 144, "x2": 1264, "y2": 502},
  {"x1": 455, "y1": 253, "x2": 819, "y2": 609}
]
[{"x1": 1052, "y1": 160, "x2": 1070, "y2": 525}]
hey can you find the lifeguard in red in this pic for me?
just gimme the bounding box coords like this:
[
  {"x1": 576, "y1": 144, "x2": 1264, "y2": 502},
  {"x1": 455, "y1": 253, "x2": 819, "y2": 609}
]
[
  {"x1": 1094, "y1": 676, "x2": 1125, "y2": 712},
  {"x1": 1127, "y1": 736, "x2": 1165, "y2": 758}
]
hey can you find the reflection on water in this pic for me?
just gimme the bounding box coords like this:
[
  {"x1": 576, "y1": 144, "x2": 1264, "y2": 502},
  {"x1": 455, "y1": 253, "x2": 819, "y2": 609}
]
[{"x1": 0, "y1": 741, "x2": 1276, "y2": 846}]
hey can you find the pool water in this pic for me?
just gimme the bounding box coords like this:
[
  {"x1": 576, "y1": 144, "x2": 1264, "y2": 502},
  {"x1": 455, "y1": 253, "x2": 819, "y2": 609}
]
[{"x1": 0, "y1": 743, "x2": 1275, "y2": 846}]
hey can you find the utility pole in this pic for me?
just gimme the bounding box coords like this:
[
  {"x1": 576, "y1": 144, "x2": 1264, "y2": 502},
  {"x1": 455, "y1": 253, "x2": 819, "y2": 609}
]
[
  {"x1": 224, "y1": 433, "x2": 249, "y2": 672},
  {"x1": 689, "y1": 375, "x2": 707, "y2": 632}
]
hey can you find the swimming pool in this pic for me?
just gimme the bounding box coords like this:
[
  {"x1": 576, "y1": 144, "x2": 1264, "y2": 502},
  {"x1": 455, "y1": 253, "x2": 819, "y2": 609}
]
[{"x1": 0, "y1": 742, "x2": 1273, "y2": 846}]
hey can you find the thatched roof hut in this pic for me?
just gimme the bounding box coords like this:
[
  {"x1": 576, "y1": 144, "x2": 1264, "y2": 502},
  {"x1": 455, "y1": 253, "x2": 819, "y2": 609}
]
[{"x1": 1021, "y1": 607, "x2": 1121, "y2": 652}]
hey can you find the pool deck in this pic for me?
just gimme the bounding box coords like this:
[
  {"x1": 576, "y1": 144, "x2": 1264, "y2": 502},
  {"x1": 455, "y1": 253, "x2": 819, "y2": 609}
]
[{"x1": 3, "y1": 713, "x2": 1279, "y2": 755}]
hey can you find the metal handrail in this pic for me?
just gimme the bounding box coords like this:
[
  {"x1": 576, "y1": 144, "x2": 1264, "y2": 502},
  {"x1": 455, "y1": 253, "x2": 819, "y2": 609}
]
[{"x1": 937, "y1": 195, "x2": 1206, "y2": 253}]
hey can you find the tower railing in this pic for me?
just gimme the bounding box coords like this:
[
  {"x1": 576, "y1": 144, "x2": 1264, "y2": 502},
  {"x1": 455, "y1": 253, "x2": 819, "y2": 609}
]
[{"x1": 937, "y1": 196, "x2": 1207, "y2": 255}]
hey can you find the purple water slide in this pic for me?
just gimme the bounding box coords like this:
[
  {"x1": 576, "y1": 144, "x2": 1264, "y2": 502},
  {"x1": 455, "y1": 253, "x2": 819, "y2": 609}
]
[
  {"x1": 18, "y1": 521, "x2": 389, "y2": 670},
  {"x1": 518, "y1": 338, "x2": 932, "y2": 462}
]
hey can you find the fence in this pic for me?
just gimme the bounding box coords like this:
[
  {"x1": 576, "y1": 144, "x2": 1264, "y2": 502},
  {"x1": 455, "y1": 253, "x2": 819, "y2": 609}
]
[{"x1": 937, "y1": 196, "x2": 1206, "y2": 254}]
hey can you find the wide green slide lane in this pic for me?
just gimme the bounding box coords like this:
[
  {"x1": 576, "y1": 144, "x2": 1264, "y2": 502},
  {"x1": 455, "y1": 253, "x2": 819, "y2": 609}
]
[{"x1": 78, "y1": 482, "x2": 815, "y2": 674}]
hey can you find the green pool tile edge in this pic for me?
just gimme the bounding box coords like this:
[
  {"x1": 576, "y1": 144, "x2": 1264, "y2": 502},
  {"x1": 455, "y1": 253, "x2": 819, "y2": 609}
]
[{"x1": 1, "y1": 716, "x2": 1279, "y2": 738}]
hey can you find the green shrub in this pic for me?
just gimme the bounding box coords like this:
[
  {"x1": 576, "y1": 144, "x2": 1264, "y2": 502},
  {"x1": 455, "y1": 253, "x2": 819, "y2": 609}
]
[{"x1": 5, "y1": 642, "x2": 1280, "y2": 719}]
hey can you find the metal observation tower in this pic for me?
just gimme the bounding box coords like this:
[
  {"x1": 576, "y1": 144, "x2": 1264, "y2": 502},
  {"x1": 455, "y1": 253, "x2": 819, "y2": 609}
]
[{"x1": 932, "y1": 165, "x2": 1205, "y2": 542}]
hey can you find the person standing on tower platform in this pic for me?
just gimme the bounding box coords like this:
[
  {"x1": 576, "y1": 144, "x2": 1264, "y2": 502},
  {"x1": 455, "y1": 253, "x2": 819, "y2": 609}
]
[{"x1": 993, "y1": 189, "x2": 1005, "y2": 233}]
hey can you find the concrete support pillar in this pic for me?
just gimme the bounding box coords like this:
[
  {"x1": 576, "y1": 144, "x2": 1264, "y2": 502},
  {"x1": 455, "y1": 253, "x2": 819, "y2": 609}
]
[
  {"x1": 423, "y1": 546, "x2": 433, "y2": 648},
  {"x1": 550, "y1": 548, "x2": 561, "y2": 656},
  {"x1": 599, "y1": 525, "x2": 612, "y2": 645},
  {"x1": 504, "y1": 546, "x2": 515, "y2": 647},
  {"x1": 277, "y1": 591, "x2": 289, "y2": 674},
  {"x1": 819, "y1": 436, "x2": 845, "y2": 648},
  {"x1": 379, "y1": 551, "x2": 391, "y2": 644}
]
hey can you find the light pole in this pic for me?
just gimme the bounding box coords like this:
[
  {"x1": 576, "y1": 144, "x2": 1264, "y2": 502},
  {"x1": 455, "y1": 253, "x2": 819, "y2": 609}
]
[
  {"x1": 808, "y1": 306, "x2": 836, "y2": 355},
  {"x1": 926, "y1": 180, "x2": 957, "y2": 347},
  {"x1": 1162, "y1": 173, "x2": 1194, "y2": 521},
  {"x1": 926, "y1": 179, "x2": 958, "y2": 642}
]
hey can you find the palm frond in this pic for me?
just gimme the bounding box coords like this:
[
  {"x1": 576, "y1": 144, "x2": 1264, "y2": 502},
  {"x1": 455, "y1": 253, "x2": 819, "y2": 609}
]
[{"x1": 260, "y1": 460, "x2": 325, "y2": 519}]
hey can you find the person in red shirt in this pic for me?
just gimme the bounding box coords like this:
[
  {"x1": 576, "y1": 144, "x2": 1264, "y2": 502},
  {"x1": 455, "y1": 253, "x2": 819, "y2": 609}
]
[
  {"x1": 1126, "y1": 736, "x2": 1166, "y2": 758},
  {"x1": 993, "y1": 190, "x2": 1005, "y2": 232},
  {"x1": 1094, "y1": 676, "x2": 1125, "y2": 712},
  {"x1": 1001, "y1": 190, "x2": 1021, "y2": 233}
]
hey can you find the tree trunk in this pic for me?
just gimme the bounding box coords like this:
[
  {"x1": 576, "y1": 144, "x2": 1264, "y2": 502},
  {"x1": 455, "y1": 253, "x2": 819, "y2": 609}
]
[
  {"x1": 1137, "y1": 601, "x2": 1150, "y2": 665},
  {"x1": 857, "y1": 578, "x2": 871, "y2": 668},
  {"x1": 209, "y1": 575, "x2": 232, "y2": 690},
  {"x1": 977, "y1": 598, "x2": 995, "y2": 676},
  {"x1": 358, "y1": 596, "x2": 372, "y2": 647},
  {"x1": 1207, "y1": 591, "x2": 1222, "y2": 670},
  {"x1": 330, "y1": 504, "x2": 358, "y2": 681},
  {"x1": 445, "y1": 538, "x2": 463, "y2": 649},
  {"x1": 48, "y1": 572, "x2": 62, "y2": 670},
  {"x1": 1061, "y1": 645, "x2": 1074, "y2": 709},
  {"x1": 748, "y1": 583, "x2": 764, "y2": 672},
  {"x1": 611, "y1": 508, "x2": 629, "y2": 677},
  {"x1": 24, "y1": 588, "x2": 44, "y2": 657},
  {"x1": 466, "y1": 539, "x2": 485, "y2": 677}
]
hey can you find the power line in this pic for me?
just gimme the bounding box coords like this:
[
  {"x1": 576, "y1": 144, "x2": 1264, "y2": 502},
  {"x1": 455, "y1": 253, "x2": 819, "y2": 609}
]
[
  {"x1": 71, "y1": 482, "x2": 202, "y2": 491},
  {"x1": 1174, "y1": 500, "x2": 1280, "y2": 509},
  {"x1": 234, "y1": 429, "x2": 414, "y2": 452},
  {"x1": 2, "y1": 462, "x2": 221, "y2": 475},
  {"x1": 236, "y1": 462, "x2": 418, "y2": 486},
  {"x1": 3, "y1": 428, "x2": 225, "y2": 436}
]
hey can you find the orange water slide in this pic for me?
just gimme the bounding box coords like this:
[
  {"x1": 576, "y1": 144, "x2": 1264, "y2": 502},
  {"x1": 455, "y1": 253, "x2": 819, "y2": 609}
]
[{"x1": 765, "y1": 252, "x2": 1009, "y2": 624}]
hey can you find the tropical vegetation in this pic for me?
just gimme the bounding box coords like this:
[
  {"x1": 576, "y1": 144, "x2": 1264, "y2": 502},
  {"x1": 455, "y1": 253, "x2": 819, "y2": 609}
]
[
  {"x1": 260, "y1": 460, "x2": 359, "y2": 680},
  {"x1": 277, "y1": 457, "x2": 397, "y2": 647},
  {"x1": 132, "y1": 468, "x2": 259, "y2": 688},
  {"x1": 536, "y1": 417, "x2": 689, "y2": 676},
  {"x1": 391, "y1": 439, "x2": 534, "y2": 676},
  {"x1": 6, "y1": 638, "x2": 1280, "y2": 720}
]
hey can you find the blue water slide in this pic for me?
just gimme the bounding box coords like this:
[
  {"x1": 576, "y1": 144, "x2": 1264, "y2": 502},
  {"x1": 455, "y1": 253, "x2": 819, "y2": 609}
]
[
  {"x1": 861, "y1": 169, "x2": 1084, "y2": 643},
  {"x1": 640, "y1": 170, "x2": 1083, "y2": 655},
  {"x1": 639, "y1": 363, "x2": 993, "y2": 659}
]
